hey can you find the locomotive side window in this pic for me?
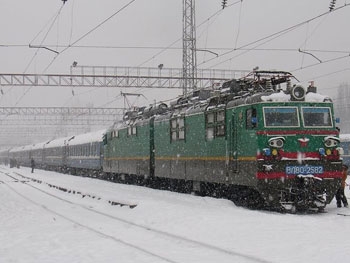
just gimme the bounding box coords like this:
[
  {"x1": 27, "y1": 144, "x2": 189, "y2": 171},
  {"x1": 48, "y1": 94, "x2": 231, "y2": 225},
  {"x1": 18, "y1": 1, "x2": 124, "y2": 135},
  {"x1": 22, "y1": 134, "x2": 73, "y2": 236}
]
[
  {"x1": 207, "y1": 113, "x2": 214, "y2": 124},
  {"x1": 171, "y1": 119, "x2": 177, "y2": 128},
  {"x1": 172, "y1": 131, "x2": 177, "y2": 141},
  {"x1": 206, "y1": 127, "x2": 214, "y2": 140},
  {"x1": 170, "y1": 116, "x2": 186, "y2": 142},
  {"x1": 111, "y1": 130, "x2": 119, "y2": 138},
  {"x1": 217, "y1": 111, "x2": 225, "y2": 122},
  {"x1": 103, "y1": 134, "x2": 108, "y2": 145},
  {"x1": 246, "y1": 108, "x2": 257, "y2": 129},
  {"x1": 127, "y1": 125, "x2": 137, "y2": 136},
  {"x1": 205, "y1": 110, "x2": 226, "y2": 139},
  {"x1": 263, "y1": 107, "x2": 299, "y2": 127},
  {"x1": 302, "y1": 107, "x2": 332, "y2": 127}
]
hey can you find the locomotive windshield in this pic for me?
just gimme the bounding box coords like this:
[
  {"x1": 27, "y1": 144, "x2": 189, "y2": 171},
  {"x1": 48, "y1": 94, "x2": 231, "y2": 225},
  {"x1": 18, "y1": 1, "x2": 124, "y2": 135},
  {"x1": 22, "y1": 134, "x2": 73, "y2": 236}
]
[
  {"x1": 263, "y1": 107, "x2": 299, "y2": 127},
  {"x1": 302, "y1": 107, "x2": 333, "y2": 127}
]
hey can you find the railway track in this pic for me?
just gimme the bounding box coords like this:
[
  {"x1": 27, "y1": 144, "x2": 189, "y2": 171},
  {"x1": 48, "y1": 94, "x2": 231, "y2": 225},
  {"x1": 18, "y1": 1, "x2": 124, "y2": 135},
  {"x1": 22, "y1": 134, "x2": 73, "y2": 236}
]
[{"x1": 0, "y1": 168, "x2": 272, "y2": 263}]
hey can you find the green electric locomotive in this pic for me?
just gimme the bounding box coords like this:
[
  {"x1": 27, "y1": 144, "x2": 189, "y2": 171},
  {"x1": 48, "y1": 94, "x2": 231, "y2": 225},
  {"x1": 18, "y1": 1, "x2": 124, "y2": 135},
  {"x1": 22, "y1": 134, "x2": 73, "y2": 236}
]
[{"x1": 103, "y1": 71, "x2": 343, "y2": 212}]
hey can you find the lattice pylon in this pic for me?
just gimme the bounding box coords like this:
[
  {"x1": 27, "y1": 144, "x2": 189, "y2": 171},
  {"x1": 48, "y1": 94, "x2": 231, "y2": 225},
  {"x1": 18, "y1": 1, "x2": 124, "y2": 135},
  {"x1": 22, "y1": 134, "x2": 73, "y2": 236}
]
[{"x1": 182, "y1": 0, "x2": 197, "y2": 95}]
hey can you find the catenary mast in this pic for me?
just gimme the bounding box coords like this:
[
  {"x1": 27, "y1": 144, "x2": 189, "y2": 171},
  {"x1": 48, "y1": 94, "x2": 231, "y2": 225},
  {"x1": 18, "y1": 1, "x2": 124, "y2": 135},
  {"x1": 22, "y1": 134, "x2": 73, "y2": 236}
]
[{"x1": 182, "y1": 0, "x2": 197, "y2": 95}]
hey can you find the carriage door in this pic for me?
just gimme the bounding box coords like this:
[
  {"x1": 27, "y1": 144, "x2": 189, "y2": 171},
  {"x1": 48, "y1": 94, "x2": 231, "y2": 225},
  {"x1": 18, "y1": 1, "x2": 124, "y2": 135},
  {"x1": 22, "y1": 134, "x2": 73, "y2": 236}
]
[
  {"x1": 231, "y1": 111, "x2": 238, "y2": 172},
  {"x1": 62, "y1": 142, "x2": 67, "y2": 170}
]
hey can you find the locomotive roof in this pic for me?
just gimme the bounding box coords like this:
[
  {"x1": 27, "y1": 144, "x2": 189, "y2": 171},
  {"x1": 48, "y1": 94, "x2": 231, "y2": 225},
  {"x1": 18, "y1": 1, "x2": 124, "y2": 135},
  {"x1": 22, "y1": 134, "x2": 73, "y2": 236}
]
[{"x1": 111, "y1": 70, "x2": 333, "y2": 127}]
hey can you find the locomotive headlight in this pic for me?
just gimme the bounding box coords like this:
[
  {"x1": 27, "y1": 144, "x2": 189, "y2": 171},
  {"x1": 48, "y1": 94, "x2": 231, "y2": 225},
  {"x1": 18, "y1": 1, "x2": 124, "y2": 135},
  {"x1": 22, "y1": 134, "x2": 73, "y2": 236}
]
[
  {"x1": 323, "y1": 136, "x2": 340, "y2": 148},
  {"x1": 268, "y1": 137, "x2": 285, "y2": 148},
  {"x1": 324, "y1": 139, "x2": 336, "y2": 147}
]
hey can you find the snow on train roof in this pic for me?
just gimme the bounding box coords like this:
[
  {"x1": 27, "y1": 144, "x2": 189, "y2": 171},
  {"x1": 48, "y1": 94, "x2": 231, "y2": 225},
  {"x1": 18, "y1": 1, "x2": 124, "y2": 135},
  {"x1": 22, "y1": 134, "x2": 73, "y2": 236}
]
[
  {"x1": 305, "y1": 92, "x2": 331, "y2": 102},
  {"x1": 261, "y1": 90, "x2": 331, "y2": 102},
  {"x1": 44, "y1": 136, "x2": 73, "y2": 149},
  {"x1": 9, "y1": 130, "x2": 106, "y2": 152},
  {"x1": 67, "y1": 129, "x2": 106, "y2": 146},
  {"x1": 45, "y1": 129, "x2": 106, "y2": 148},
  {"x1": 10, "y1": 145, "x2": 32, "y2": 153},
  {"x1": 9, "y1": 141, "x2": 49, "y2": 152},
  {"x1": 31, "y1": 141, "x2": 50, "y2": 150}
]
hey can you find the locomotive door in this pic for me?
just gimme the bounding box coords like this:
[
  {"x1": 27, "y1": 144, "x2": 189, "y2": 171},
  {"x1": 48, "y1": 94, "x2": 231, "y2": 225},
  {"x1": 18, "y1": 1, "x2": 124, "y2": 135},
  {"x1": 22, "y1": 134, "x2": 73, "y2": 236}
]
[{"x1": 231, "y1": 111, "x2": 238, "y2": 172}]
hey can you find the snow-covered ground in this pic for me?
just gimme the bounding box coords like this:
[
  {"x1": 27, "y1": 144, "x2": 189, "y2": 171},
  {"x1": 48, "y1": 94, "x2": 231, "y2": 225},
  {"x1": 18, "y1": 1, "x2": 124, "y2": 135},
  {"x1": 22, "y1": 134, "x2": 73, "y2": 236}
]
[{"x1": 1, "y1": 165, "x2": 349, "y2": 263}]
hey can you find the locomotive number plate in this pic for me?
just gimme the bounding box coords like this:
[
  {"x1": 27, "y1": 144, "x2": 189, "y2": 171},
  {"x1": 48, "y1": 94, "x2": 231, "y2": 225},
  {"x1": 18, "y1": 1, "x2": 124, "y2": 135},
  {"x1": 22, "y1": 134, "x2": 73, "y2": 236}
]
[{"x1": 285, "y1": 165, "x2": 324, "y2": 175}]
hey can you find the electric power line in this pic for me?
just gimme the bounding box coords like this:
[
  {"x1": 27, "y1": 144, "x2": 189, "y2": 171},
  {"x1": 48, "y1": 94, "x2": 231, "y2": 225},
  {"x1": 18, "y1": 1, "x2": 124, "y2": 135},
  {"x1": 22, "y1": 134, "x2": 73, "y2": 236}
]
[
  {"x1": 199, "y1": 3, "x2": 350, "y2": 69},
  {"x1": 43, "y1": 0, "x2": 137, "y2": 73},
  {"x1": 137, "y1": 0, "x2": 242, "y2": 67}
]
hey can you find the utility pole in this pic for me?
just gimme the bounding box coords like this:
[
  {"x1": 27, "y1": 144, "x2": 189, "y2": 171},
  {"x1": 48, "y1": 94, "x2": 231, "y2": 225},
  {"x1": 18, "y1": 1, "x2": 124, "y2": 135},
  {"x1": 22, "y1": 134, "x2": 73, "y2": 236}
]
[{"x1": 182, "y1": 0, "x2": 197, "y2": 96}]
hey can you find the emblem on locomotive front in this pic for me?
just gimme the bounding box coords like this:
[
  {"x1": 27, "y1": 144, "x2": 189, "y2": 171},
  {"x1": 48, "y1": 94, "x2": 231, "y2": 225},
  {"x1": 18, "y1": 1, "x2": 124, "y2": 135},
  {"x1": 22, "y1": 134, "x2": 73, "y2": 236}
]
[{"x1": 298, "y1": 137, "x2": 309, "y2": 148}]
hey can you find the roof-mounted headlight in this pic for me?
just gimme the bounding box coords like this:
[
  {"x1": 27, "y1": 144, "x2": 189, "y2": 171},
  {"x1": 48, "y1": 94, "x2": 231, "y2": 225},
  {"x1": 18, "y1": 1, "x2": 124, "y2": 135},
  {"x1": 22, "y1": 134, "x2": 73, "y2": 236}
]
[{"x1": 291, "y1": 85, "x2": 305, "y2": 101}]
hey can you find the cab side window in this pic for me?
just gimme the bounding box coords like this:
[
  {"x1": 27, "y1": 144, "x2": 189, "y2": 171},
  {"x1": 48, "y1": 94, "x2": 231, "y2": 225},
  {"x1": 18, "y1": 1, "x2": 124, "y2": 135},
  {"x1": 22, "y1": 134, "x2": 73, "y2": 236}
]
[{"x1": 246, "y1": 108, "x2": 257, "y2": 129}]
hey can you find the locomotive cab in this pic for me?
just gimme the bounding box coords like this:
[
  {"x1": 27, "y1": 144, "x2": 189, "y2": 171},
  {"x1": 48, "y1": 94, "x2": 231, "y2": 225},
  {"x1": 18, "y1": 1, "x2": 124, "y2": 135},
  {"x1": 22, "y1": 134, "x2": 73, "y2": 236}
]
[
  {"x1": 254, "y1": 96, "x2": 342, "y2": 211},
  {"x1": 225, "y1": 72, "x2": 343, "y2": 212}
]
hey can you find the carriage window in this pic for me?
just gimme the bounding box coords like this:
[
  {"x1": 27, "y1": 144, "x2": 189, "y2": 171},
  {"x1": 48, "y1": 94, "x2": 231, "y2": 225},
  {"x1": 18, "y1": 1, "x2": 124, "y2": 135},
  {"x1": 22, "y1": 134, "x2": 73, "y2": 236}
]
[
  {"x1": 302, "y1": 107, "x2": 332, "y2": 127},
  {"x1": 170, "y1": 116, "x2": 185, "y2": 142},
  {"x1": 206, "y1": 110, "x2": 226, "y2": 139},
  {"x1": 264, "y1": 107, "x2": 299, "y2": 127}
]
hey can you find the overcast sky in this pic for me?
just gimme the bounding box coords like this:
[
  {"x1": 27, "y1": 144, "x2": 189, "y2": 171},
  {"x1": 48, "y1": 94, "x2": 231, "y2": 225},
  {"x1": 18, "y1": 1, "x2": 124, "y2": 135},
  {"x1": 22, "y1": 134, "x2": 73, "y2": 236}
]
[{"x1": 0, "y1": 0, "x2": 349, "y2": 108}]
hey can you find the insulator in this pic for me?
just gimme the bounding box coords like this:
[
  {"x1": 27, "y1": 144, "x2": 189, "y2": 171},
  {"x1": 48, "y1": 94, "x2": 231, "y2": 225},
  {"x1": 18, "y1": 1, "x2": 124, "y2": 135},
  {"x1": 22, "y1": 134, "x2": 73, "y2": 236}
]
[
  {"x1": 266, "y1": 79, "x2": 272, "y2": 90},
  {"x1": 286, "y1": 79, "x2": 292, "y2": 91},
  {"x1": 222, "y1": 0, "x2": 227, "y2": 9},
  {"x1": 329, "y1": 0, "x2": 336, "y2": 11}
]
